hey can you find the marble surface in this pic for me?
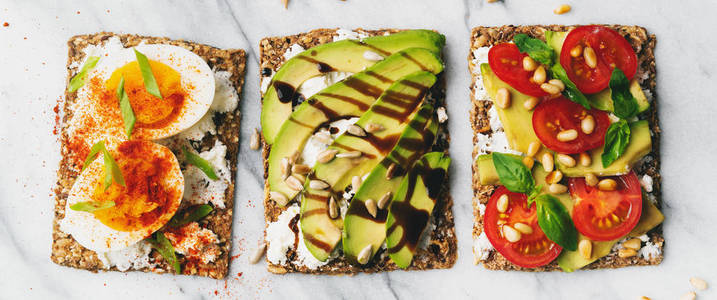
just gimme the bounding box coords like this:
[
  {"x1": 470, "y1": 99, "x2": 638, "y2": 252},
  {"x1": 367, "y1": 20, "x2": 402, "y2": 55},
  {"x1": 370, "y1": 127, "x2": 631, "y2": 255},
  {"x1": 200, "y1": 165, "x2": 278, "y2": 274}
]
[{"x1": 1, "y1": 0, "x2": 716, "y2": 299}]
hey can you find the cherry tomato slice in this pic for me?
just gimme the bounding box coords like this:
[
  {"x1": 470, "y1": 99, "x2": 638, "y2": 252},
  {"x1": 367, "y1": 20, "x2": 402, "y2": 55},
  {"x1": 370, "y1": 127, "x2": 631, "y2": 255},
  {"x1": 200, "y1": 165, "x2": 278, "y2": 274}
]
[
  {"x1": 560, "y1": 25, "x2": 638, "y2": 94},
  {"x1": 484, "y1": 186, "x2": 562, "y2": 268},
  {"x1": 532, "y1": 96, "x2": 611, "y2": 154},
  {"x1": 568, "y1": 172, "x2": 643, "y2": 241},
  {"x1": 488, "y1": 43, "x2": 548, "y2": 97}
]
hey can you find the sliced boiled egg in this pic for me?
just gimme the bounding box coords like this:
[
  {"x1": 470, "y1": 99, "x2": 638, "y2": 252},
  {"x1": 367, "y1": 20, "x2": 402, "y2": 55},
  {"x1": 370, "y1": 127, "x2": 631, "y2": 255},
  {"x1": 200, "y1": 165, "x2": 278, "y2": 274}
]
[
  {"x1": 61, "y1": 140, "x2": 183, "y2": 252},
  {"x1": 78, "y1": 44, "x2": 215, "y2": 140}
]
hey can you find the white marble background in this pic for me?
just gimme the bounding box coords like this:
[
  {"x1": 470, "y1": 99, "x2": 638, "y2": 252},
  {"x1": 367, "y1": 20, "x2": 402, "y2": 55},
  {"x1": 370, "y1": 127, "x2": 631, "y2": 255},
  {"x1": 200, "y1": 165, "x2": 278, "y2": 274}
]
[{"x1": 1, "y1": 0, "x2": 716, "y2": 299}]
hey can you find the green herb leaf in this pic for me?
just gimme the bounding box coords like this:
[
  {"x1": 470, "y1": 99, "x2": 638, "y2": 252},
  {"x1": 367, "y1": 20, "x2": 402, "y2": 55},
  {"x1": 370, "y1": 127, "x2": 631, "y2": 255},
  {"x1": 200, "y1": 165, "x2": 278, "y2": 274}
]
[
  {"x1": 134, "y1": 49, "x2": 163, "y2": 99},
  {"x1": 147, "y1": 232, "x2": 181, "y2": 274},
  {"x1": 526, "y1": 184, "x2": 543, "y2": 207},
  {"x1": 535, "y1": 194, "x2": 578, "y2": 251},
  {"x1": 182, "y1": 146, "x2": 219, "y2": 180},
  {"x1": 169, "y1": 204, "x2": 214, "y2": 227},
  {"x1": 609, "y1": 68, "x2": 639, "y2": 119},
  {"x1": 513, "y1": 34, "x2": 555, "y2": 66},
  {"x1": 82, "y1": 141, "x2": 106, "y2": 171},
  {"x1": 550, "y1": 64, "x2": 591, "y2": 110},
  {"x1": 492, "y1": 152, "x2": 534, "y2": 194},
  {"x1": 601, "y1": 120, "x2": 631, "y2": 167},
  {"x1": 116, "y1": 76, "x2": 136, "y2": 138},
  {"x1": 68, "y1": 56, "x2": 100, "y2": 92},
  {"x1": 101, "y1": 147, "x2": 125, "y2": 190},
  {"x1": 70, "y1": 200, "x2": 115, "y2": 212}
]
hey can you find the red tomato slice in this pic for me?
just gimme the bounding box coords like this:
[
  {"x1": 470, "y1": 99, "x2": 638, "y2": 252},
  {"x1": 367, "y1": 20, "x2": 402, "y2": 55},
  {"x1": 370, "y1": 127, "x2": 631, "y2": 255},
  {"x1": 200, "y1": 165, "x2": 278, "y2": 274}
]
[
  {"x1": 488, "y1": 43, "x2": 548, "y2": 97},
  {"x1": 560, "y1": 25, "x2": 638, "y2": 94},
  {"x1": 484, "y1": 186, "x2": 562, "y2": 268},
  {"x1": 532, "y1": 96, "x2": 611, "y2": 154},
  {"x1": 568, "y1": 172, "x2": 643, "y2": 241}
]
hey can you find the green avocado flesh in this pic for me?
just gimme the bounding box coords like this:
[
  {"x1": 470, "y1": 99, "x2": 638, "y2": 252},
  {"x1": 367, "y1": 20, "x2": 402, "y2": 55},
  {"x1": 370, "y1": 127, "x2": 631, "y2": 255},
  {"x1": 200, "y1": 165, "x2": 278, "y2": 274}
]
[
  {"x1": 261, "y1": 30, "x2": 446, "y2": 144},
  {"x1": 268, "y1": 48, "x2": 444, "y2": 204},
  {"x1": 544, "y1": 30, "x2": 650, "y2": 113},
  {"x1": 342, "y1": 105, "x2": 438, "y2": 265},
  {"x1": 300, "y1": 73, "x2": 437, "y2": 261},
  {"x1": 556, "y1": 121, "x2": 652, "y2": 177},
  {"x1": 385, "y1": 152, "x2": 450, "y2": 269}
]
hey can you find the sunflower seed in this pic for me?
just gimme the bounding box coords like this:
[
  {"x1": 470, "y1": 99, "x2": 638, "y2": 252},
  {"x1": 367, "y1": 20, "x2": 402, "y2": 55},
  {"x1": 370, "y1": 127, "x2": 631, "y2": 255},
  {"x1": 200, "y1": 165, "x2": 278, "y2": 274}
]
[
  {"x1": 385, "y1": 163, "x2": 397, "y2": 179},
  {"x1": 365, "y1": 199, "x2": 378, "y2": 218},
  {"x1": 377, "y1": 192, "x2": 392, "y2": 209},
  {"x1": 281, "y1": 157, "x2": 291, "y2": 179},
  {"x1": 250, "y1": 128, "x2": 261, "y2": 150},
  {"x1": 291, "y1": 164, "x2": 311, "y2": 175},
  {"x1": 316, "y1": 149, "x2": 338, "y2": 163},
  {"x1": 309, "y1": 179, "x2": 330, "y2": 190},
  {"x1": 352, "y1": 175, "x2": 362, "y2": 190},
  {"x1": 347, "y1": 124, "x2": 366, "y2": 137},
  {"x1": 328, "y1": 196, "x2": 339, "y2": 219},
  {"x1": 248, "y1": 242, "x2": 266, "y2": 264},
  {"x1": 285, "y1": 176, "x2": 304, "y2": 191},
  {"x1": 270, "y1": 191, "x2": 289, "y2": 206},
  {"x1": 357, "y1": 244, "x2": 372, "y2": 265},
  {"x1": 365, "y1": 123, "x2": 384, "y2": 133},
  {"x1": 336, "y1": 151, "x2": 362, "y2": 158}
]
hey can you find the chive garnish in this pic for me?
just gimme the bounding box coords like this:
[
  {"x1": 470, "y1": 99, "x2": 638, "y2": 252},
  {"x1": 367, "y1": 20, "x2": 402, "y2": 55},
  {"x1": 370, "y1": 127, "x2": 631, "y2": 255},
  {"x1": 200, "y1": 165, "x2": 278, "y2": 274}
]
[
  {"x1": 134, "y1": 49, "x2": 163, "y2": 99},
  {"x1": 147, "y1": 232, "x2": 181, "y2": 274},
  {"x1": 169, "y1": 204, "x2": 214, "y2": 227},
  {"x1": 116, "y1": 76, "x2": 136, "y2": 138},
  {"x1": 68, "y1": 56, "x2": 100, "y2": 92},
  {"x1": 69, "y1": 200, "x2": 115, "y2": 212},
  {"x1": 182, "y1": 146, "x2": 219, "y2": 180},
  {"x1": 82, "y1": 141, "x2": 125, "y2": 190}
]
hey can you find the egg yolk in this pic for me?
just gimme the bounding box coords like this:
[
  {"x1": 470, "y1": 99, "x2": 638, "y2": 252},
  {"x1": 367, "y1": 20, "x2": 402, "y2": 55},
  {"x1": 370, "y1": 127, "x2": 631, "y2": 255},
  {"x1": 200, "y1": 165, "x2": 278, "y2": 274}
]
[
  {"x1": 105, "y1": 60, "x2": 186, "y2": 129},
  {"x1": 91, "y1": 141, "x2": 178, "y2": 232}
]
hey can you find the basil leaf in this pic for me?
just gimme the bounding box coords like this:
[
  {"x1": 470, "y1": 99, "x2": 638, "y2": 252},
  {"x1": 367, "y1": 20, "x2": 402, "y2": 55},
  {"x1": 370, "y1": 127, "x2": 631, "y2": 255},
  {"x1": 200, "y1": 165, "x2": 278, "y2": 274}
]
[
  {"x1": 601, "y1": 120, "x2": 631, "y2": 167},
  {"x1": 169, "y1": 204, "x2": 213, "y2": 227},
  {"x1": 147, "y1": 232, "x2": 181, "y2": 274},
  {"x1": 68, "y1": 56, "x2": 100, "y2": 92},
  {"x1": 492, "y1": 152, "x2": 534, "y2": 194},
  {"x1": 550, "y1": 64, "x2": 591, "y2": 110},
  {"x1": 182, "y1": 146, "x2": 219, "y2": 180},
  {"x1": 102, "y1": 148, "x2": 125, "y2": 190},
  {"x1": 116, "y1": 77, "x2": 136, "y2": 138},
  {"x1": 536, "y1": 194, "x2": 578, "y2": 251},
  {"x1": 70, "y1": 200, "x2": 115, "y2": 212},
  {"x1": 513, "y1": 34, "x2": 555, "y2": 66},
  {"x1": 134, "y1": 49, "x2": 163, "y2": 99},
  {"x1": 609, "y1": 68, "x2": 638, "y2": 119},
  {"x1": 82, "y1": 141, "x2": 106, "y2": 171},
  {"x1": 527, "y1": 184, "x2": 543, "y2": 207}
]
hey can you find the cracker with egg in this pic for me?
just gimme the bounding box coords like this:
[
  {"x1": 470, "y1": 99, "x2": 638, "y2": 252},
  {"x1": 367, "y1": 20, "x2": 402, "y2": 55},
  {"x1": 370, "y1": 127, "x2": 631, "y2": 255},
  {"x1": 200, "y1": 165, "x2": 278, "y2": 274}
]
[
  {"x1": 51, "y1": 33, "x2": 245, "y2": 279},
  {"x1": 259, "y1": 28, "x2": 457, "y2": 274},
  {"x1": 469, "y1": 25, "x2": 663, "y2": 271}
]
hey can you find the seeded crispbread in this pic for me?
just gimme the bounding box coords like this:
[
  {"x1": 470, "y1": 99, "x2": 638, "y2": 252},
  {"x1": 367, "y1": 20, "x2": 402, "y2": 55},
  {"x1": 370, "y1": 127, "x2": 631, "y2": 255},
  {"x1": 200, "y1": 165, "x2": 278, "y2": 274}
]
[
  {"x1": 469, "y1": 25, "x2": 663, "y2": 271},
  {"x1": 51, "y1": 33, "x2": 246, "y2": 279},
  {"x1": 260, "y1": 28, "x2": 457, "y2": 274}
]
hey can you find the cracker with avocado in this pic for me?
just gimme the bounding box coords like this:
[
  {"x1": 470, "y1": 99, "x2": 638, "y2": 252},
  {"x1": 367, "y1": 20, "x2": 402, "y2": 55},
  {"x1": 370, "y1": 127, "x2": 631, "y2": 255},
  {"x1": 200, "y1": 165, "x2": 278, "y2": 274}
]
[
  {"x1": 51, "y1": 33, "x2": 246, "y2": 279},
  {"x1": 469, "y1": 25, "x2": 663, "y2": 271},
  {"x1": 260, "y1": 28, "x2": 456, "y2": 274}
]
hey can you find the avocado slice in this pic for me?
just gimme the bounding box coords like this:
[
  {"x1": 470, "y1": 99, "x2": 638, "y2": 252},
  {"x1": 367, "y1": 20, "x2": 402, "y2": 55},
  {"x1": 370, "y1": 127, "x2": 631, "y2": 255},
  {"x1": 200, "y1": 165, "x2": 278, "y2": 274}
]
[
  {"x1": 262, "y1": 30, "x2": 446, "y2": 144},
  {"x1": 268, "y1": 49, "x2": 444, "y2": 203},
  {"x1": 385, "y1": 152, "x2": 450, "y2": 268},
  {"x1": 342, "y1": 106, "x2": 438, "y2": 265},
  {"x1": 300, "y1": 73, "x2": 437, "y2": 261},
  {"x1": 544, "y1": 30, "x2": 650, "y2": 112},
  {"x1": 556, "y1": 120, "x2": 652, "y2": 177}
]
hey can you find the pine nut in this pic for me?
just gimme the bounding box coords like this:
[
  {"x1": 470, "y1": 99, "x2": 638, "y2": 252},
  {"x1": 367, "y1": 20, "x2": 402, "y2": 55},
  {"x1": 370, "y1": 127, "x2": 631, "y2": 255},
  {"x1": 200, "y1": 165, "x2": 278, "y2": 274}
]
[
  {"x1": 281, "y1": 157, "x2": 291, "y2": 179},
  {"x1": 522, "y1": 56, "x2": 537, "y2": 71},
  {"x1": 352, "y1": 175, "x2": 362, "y2": 190},
  {"x1": 514, "y1": 222, "x2": 533, "y2": 235},
  {"x1": 285, "y1": 175, "x2": 304, "y2": 191},
  {"x1": 522, "y1": 156, "x2": 535, "y2": 169},
  {"x1": 523, "y1": 97, "x2": 540, "y2": 111},
  {"x1": 336, "y1": 150, "x2": 362, "y2": 158},
  {"x1": 581, "y1": 115, "x2": 596, "y2": 134},
  {"x1": 557, "y1": 153, "x2": 576, "y2": 167},
  {"x1": 541, "y1": 152, "x2": 554, "y2": 172},
  {"x1": 579, "y1": 152, "x2": 592, "y2": 167},
  {"x1": 309, "y1": 179, "x2": 330, "y2": 190},
  {"x1": 584, "y1": 46, "x2": 597, "y2": 69},
  {"x1": 328, "y1": 196, "x2": 339, "y2": 219},
  {"x1": 248, "y1": 242, "x2": 267, "y2": 264},
  {"x1": 502, "y1": 225, "x2": 522, "y2": 242},
  {"x1": 357, "y1": 244, "x2": 372, "y2": 265},
  {"x1": 540, "y1": 83, "x2": 561, "y2": 95},
  {"x1": 548, "y1": 79, "x2": 565, "y2": 91},
  {"x1": 689, "y1": 277, "x2": 708, "y2": 290},
  {"x1": 347, "y1": 124, "x2": 366, "y2": 137},
  {"x1": 291, "y1": 164, "x2": 311, "y2": 175},
  {"x1": 496, "y1": 194, "x2": 509, "y2": 213},
  {"x1": 250, "y1": 128, "x2": 261, "y2": 150},
  {"x1": 545, "y1": 170, "x2": 563, "y2": 184},
  {"x1": 316, "y1": 149, "x2": 338, "y2": 163},
  {"x1": 578, "y1": 240, "x2": 592, "y2": 259},
  {"x1": 527, "y1": 141, "x2": 541, "y2": 157},
  {"x1": 378, "y1": 192, "x2": 392, "y2": 209},
  {"x1": 385, "y1": 162, "x2": 397, "y2": 179},
  {"x1": 549, "y1": 183, "x2": 568, "y2": 194},
  {"x1": 553, "y1": 4, "x2": 571, "y2": 14},
  {"x1": 495, "y1": 88, "x2": 512, "y2": 109},
  {"x1": 557, "y1": 129, "x2": 578, "y2": 142},
  {"x1": 617, "y1": 248, "x2": 637, "y2": 258},
  {"x1": 598, "y1": 178, "x2": 617, "y2": 191},
  {"x1": 570, "y1": 45, "x2": 582, "y2": 58},
  {"x1": 622, "y1": 238, "x2": 642, "y2": 250},
  {"x1": 269, "y1": 191, "x2": 289, "y2": 206},
  {"x1": 585, "y1": 173, "x2": 598, "y2": 186},
  {"x1": 533, "y1": 65, "x2": 546, "y2": 84},
  {"x1": 365, "y1": 199, "x2": 378, "y2": 218},
  {"x1": 365, "y1": 123, "x2": 384, "y2": 133},
  {"x1": 680, "y1": 292, "x2": 696, "y2": 300},
  {"x1": 288, "y1": 150, "x2": 301, "y2": 164}
]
